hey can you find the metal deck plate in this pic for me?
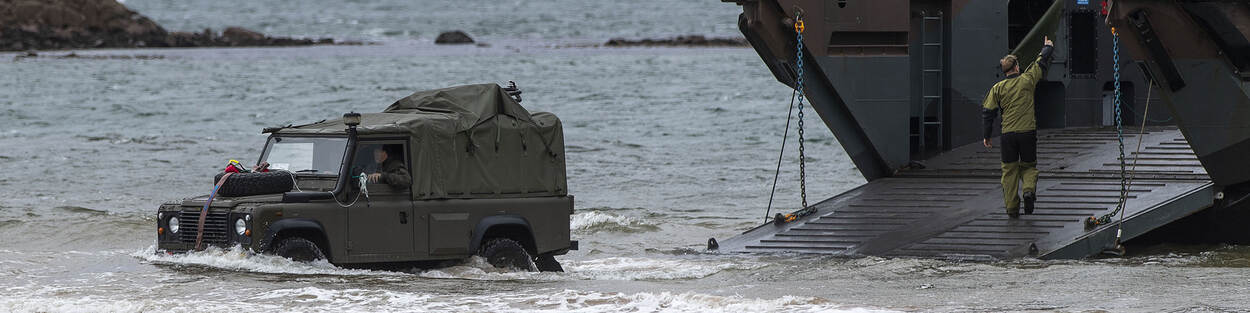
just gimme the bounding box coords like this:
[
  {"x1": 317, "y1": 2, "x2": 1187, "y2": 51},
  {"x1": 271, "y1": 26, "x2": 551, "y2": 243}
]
[{"x1": 715, "y1": 127, "x2": 1214, "y2": 259}]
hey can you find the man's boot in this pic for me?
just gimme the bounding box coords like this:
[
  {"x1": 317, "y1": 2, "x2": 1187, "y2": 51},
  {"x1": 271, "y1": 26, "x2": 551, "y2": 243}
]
[
  {"x1": 1007, "y1": 207, "x2": 1020, "y2": 219},
  {"x1": 1023, "y1": 190, "x2": 1036, "y2": 215}
]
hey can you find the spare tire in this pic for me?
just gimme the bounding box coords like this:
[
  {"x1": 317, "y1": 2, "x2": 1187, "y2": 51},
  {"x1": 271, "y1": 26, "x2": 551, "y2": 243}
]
[{"x1": 212, "y1": 171, "x2": 295, "y2": 197}]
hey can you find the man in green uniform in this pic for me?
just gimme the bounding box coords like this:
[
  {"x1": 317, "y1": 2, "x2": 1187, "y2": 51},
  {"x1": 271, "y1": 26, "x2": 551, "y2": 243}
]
[
  {"x1": 982, "y1": 36, "x2": 1054, "y2": 218},
  {"x1": 366, "y1": 144, "x2": 412, "y2": 189}
]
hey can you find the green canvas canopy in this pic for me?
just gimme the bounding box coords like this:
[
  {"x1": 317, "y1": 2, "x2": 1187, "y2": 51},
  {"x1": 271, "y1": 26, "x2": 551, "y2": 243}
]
[
  {"x1": 385, "y1": 83, "x2": 534, "y2": 131},
  {"x1": 272, "y1": 83, "x2": 567, "y2": 199}
]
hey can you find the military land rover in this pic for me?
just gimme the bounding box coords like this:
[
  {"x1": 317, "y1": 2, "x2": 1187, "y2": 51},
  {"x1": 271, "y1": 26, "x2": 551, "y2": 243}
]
[{"x1": 155, "y1": 83, "x2": 576, "y2": 271}]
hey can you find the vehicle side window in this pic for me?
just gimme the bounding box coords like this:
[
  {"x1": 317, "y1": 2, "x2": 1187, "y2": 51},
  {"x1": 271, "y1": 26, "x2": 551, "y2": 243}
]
[{"x1": 350, "y1": 141, "x2": 412, "y2": 194}]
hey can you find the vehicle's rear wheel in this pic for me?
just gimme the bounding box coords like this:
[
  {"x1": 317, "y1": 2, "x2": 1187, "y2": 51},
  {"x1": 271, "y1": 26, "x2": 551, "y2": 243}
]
[
  {"x1": 534, "y1": 255, "x2": 563, "y2": 272},
  {"x1": 272, "y1": 237, "x2": 326, "y2": 263},
  {"x1": 477, "y1": 238, "x2": 536, "y2": 271}
]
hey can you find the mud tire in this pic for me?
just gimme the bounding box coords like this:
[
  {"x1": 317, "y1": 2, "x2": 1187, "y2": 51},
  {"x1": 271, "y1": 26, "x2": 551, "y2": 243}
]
[
  {"x1": 534, "y1": 255, "x2": 563, "y2": 272},
  {"x1": 213, "y1": 171, "x2": 294, "y2": 197},
  {"x1": 477, "y1": 238, "x2": 536, "y2": 271},
  {"x1": 272, "y1": 237, "x2": 326, "y2": 263}
]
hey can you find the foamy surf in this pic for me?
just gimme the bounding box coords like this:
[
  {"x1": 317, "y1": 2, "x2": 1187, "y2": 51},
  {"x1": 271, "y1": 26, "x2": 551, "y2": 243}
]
[
  {"x1": 250, "y1": 287, "x2": 898, "y2": 313},
  {"x1": 133, "y1": 245, "x2": 393, "y2": 276},
  {"x1": 414, "y1": 255, "x2": 766, "y2": 281},
  {"x1": 0, "y1": 295, "x2": 154, "y2": 313},
  {"x1": 1, "y1": 288, "x2": 896, "y2": 313},
  {"x1": 562, "y1": 256, "x2": 767, "y2": 280},
  {"x1": 415, "y1": 256, "x2": 562, "y2": 281},
  {"x1": 132, "y1": 245, "x2": 764, "y2": 282},
  {"x1": 570, "y1": 211, "x2": 659, "y2": 233}
]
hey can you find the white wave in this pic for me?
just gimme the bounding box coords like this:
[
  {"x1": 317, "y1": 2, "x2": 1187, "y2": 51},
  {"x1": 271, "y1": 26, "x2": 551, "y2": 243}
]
[
  {"x1": 131, "y1": 245, "x2": 762, "y2": 283},
  {"x1": 131, "y1": 245, "x2": 396, "y2": 276},
  {"x1": 0, "y1": 284, "x2": 219, "y2": 313},
  {"x1": 250, "y1": 286, "x2": 898, "y2": 313},
  {"x1": 416, "y1": 256, "x2": 766, "y2": 281},
  {"x1": 1, "y1": 288, "x2": 307, "y2": 313},
  {"x1": 0, "y1": 295, "x2": 152, "y2": 313},
  {"x1": 505, "y1": 289, "x2": 899, "y2": 313},
  {"x1": 564, "y1": 256, "x2": 767, "y2": 280},
  {"x1": 569, "y1": 211, "x2": 657, "y2": 232},
  {"x1": 250, "y1": 286, "x2": 437, "y2": 312},
  {"x1": 416, "y1": 256, "x2": 563, "y2": 281}
]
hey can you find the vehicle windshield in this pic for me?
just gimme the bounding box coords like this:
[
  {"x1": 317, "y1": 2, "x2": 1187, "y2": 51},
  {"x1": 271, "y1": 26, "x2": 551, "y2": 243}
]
[{"x1": 260, "y1": 137, "x2": 348, "y2": 174}]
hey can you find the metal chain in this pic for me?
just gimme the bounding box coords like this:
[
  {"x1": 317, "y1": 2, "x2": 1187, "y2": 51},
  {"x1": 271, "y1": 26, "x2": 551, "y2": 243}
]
[
  {"x1": 1095, "y1": 29, "x2": 1127, "y2": 225},
  {"x1": 795, "y1": 14, "x2": 809, "y2": 211},
  {"x1": 763, "y1": 12, "x2": 813, "y2": 225}
]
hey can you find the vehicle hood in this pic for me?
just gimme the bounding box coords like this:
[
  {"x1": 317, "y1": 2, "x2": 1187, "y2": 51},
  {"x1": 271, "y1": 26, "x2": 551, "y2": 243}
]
[{"x1": 180, "y1": 194, "x2": 284, "y2": 208}]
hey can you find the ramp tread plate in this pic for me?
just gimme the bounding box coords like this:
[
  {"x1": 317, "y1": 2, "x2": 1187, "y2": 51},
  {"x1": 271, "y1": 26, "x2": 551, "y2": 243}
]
[
  {"x1": 715, "y1": 128, "x2": 1214, "y2": 259},
  {"x1": 921, "y1": 238, "x2": 1035, "y2": 245},
  {"x1": 761, "y1": 237, "x2": 863, "y2": 244}
]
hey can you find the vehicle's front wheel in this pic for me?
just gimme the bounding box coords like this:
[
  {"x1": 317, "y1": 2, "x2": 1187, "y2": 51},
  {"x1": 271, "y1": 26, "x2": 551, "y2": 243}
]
[
  {"x1": 272, "y1": 237, "x2": 326, "y2": 263},
  {"x1": 534, "y1": 255, "x2": 563, "y2": 272},
  {"x1": 477, "y1": 238, "x2": 535, "y2": 271}
]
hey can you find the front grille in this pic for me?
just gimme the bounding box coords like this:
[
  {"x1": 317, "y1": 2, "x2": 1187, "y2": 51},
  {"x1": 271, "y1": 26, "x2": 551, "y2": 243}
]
[{"x1": 177, "y1": 209, "x2": 230, "y2": 246}]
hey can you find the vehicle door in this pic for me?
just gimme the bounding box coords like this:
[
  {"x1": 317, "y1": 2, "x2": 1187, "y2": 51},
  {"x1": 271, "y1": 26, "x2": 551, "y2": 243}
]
[{"x1": 345, "y1": 140, "x2": 415, "y2": 259}]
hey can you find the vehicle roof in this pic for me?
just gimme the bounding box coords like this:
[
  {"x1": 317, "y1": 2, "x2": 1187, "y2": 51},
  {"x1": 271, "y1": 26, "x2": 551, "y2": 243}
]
[
  {"x1": 271, "y1": 83, "x2": 532, "y2": 136},
  {"x1": 268, "y1": 83, "x2": 568, "y2": 199}
]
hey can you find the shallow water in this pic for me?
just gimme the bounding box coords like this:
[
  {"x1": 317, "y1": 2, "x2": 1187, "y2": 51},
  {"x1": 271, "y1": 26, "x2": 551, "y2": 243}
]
[{"x1": 2, "y1": 0, "x2": 1250, "y2": 312}]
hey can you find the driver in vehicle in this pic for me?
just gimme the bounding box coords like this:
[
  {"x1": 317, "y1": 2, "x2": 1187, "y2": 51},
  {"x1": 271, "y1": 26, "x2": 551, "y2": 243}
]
[{"x1": 366, "y1": 145, "x2": 411, "y2": 189}]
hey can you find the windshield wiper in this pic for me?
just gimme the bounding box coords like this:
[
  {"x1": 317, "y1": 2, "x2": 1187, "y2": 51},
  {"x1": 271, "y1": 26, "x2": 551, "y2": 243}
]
[{"x1": 295, "y1": 169, "x2": 320, "y2": 173}]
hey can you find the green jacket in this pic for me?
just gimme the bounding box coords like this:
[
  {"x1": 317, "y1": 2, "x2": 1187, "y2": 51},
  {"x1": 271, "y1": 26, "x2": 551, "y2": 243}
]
[
  {"x1": 375, "y1": 158, "x2": 412, "y2": 189},
  {"x1": 982, "y1": 45, "x2": 1054, "y2": 138}
]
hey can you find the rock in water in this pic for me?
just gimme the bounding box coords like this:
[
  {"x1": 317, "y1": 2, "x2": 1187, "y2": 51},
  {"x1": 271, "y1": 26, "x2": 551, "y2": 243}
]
[
  {"x1": 222, "y1": 27, "x2": 266, "y2": 46},
  {"x1": 0, "y1": 0, "x2": 169, "y2": 50},
  {"x1": 435, "y1": 31, "x2": 474, "y2": 45},
  {"x1": 603, "y1": 35, "x2": 748, "y2": 47},
  {"x1": 0, "y1": 0, "x2": 336, "y2": 51}
]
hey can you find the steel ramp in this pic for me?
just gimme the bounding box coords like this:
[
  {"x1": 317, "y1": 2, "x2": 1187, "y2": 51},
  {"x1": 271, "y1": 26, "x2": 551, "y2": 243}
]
[{"x1": 715, "y1": 127, "x2": 1214, "y2": 259}]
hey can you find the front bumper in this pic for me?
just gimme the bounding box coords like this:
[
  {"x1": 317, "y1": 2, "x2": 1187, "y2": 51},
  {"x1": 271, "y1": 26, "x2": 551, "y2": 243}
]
[{"x1": 156, "y1": 208, "x2": 256, "y2": 252}]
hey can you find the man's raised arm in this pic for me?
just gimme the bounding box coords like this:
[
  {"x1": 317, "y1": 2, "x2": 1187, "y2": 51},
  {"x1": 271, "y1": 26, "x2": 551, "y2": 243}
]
[{"x1": 1024, "y1": 36, "x2": 1056, "y2": 85}]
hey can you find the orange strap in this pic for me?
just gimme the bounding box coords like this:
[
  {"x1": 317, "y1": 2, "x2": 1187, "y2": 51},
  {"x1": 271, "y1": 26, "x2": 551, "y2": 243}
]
[{"x1": 195, "y1": 172, "x2": 234, "y2": 251}]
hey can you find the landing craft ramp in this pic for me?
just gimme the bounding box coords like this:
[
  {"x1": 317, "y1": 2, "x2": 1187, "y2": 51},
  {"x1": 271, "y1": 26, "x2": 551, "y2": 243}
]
[
  {"x1": 718, "y1": 0, "x2": 1250, "y2": 258},
  {"x1": 716, "y1": 127, "x2": 1213, "y2": 259}
]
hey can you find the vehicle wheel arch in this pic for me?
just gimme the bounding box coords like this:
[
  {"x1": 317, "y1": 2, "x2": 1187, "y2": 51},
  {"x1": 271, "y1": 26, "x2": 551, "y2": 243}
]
[
  {"x1": 470, "y1": 215, "x2": 537, "y2": 256},
  {"x1": 263, "y1": 218, "x2": 332, "y2": 262}
]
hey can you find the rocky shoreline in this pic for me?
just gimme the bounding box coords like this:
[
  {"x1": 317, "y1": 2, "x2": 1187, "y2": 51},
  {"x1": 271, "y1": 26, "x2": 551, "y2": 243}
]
[
  {"x1": 1, "y1": 0, "x2": 748, "y2": 51},
  {"x1": 604, "y1": 35, "x2": 748, "y2": 48},
  {"x1": 0, "y1": 0, "x2": 339, "y2": 51}
]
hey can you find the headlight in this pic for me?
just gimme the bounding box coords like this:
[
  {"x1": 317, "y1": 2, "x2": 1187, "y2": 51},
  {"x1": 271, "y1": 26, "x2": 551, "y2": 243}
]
[
  {"x1": 168, "y1": 216, "x2": 180, "y2": 233},
  {"x1": 235, "y1": 218, "x2": 247, "y2": 236}
]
